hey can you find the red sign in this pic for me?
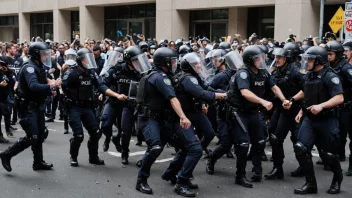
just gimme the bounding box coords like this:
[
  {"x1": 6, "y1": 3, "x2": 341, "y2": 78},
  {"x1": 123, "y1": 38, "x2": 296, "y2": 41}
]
[{"x1": 346, "y1": 20, "x2": 352, "y2": 32}]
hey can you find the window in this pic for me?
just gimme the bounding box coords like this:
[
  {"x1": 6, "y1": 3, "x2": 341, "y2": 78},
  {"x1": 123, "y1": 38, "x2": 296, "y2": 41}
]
[
  {"x1": 190, "y1": 9, "x2": 228, "y2": 42},
  {"x1": 104, "y1": 4, "x2": 156, "y2": 41},
  {"x1": 30, "y1": 12, "x2": 53, "y2": 40},
  {"x1": 247, "y1": 7, "x2": 275, "y2": 39},
  {"x1": 0, "y1": 16, "x2": 19, "y2": 26},
  {"x1": 71, "y1": 11, "x2": 80, "y2": 41}
]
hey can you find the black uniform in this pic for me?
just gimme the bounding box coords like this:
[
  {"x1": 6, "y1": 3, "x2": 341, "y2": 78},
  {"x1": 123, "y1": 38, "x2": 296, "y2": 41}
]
[
  {"x1": 0, "y1": 58, "x2": 53, "y2": 172},
  {"x1": 227, "y1": 66, "x2": 275, "y2": 185}
]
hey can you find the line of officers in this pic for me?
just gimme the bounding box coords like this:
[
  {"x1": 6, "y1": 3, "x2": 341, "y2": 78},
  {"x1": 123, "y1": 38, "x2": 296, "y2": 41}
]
[{"x1": 0, "y1": 39, "x2": 351, "y2": 197}]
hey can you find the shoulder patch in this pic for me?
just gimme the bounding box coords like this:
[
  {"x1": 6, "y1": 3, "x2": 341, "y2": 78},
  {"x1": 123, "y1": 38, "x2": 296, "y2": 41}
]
[
  {"x1": 348, "y1": 69, "x2": 352, "y2": 76},
  {"x1": 163, "y1": 78, "x2": 172, "y2": 85},
  {"x1": 240, "y1": 72, "x2": 248, "y2": 79},
  {"x1": 190, "y1": 77, "x2": 199, "y2": 85},
  {"x1": 331, "y1": 77, "x2": 340, "y2": 85},
  {"x1": 26, "y1": 67, "x2": 35, "y2": 74}
]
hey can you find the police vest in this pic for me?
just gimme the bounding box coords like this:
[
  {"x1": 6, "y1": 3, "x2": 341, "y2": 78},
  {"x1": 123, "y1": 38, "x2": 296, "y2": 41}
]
[
  {"x1": 227, "y1": 67, "x2": 268, "y2": 110},
  {"x1": 18, "y1": 61, "x2": 47, "y2": 103},
  {"x1": 332, "y1": 59, "x2": 352, "y2": 102},
  {"x1": 304, "y1": 68, "x2": 332, "y2": 107},
  {"x1": 66, "y1": 67, "x2": 94, "y2": 101},
  {"x1": 136, "y1": 70, "x2": 168, "y2": 114},
  {"x1": 172, "y1": 71, "x2": 197, "y2": 114},
  {"x1": 271, "y1": 63, "x2": 300, "y2": 98},
  {"x1": 114, "y1": 67, "x2": 140, "y2": 96}
]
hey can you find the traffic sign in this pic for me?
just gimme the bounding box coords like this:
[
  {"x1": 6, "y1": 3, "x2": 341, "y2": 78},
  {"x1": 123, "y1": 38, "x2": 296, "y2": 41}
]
[{"x1": 329, "y1": 6, "x2": 344, "y2": 34}]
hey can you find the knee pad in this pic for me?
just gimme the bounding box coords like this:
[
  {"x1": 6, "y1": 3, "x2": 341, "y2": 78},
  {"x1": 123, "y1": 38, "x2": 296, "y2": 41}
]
[
  {"x1": 294, "y1": 142, "x2": 308, "y2": 155},
  {"x1": 89, "y1": 130, "x2": 102, "y2": 140},
  {"x1": 321, "y1": 151, "x2": 339, "y2": 165},
  {"x1": 236, "y1": 142, "x2": 249, "y2": 156},
  {"x1": 71, "y1": 135, "x2": 84, "y2": 144},
  {"x1": 149, "y1": 145, "x2": 163, "y2": 158},
  {"x1": 30, "y1": 135, "x2": 39, "y2": 145}
]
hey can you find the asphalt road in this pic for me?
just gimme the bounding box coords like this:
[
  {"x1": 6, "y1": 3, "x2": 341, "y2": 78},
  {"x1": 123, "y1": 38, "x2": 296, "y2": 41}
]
[{"x1": 0, "y1": 119, "x2": 352, "y2": 198}]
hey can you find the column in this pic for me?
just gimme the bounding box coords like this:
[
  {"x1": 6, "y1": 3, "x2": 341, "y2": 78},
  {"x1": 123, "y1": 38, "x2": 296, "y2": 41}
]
[
  {"x1": 228, "y1": 7, "x2": 248, "y2": 40},
  {"x1": 19, "y1": 12, "x2": 30, "y2": 42},
  {"x1": 156, "y1": 0, "x2": 189, "y2": 41},
  {"x1": 53, "y1": 9, "x2": 71, "y2": 43},
  {"x1": 274, "y1": 0, "x2": 319, "y2": 42},
  {"x1": 79, "y1": 5, "x2": 104, "y2": 42}
]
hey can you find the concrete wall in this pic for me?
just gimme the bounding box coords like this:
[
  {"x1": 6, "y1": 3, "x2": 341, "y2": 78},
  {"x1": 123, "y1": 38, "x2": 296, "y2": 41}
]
[
  {"x1": 0, "y1": 0, "x2": 328, "y2": 42},
  {"x1": 0, "y1": 27, "x2": 14, "y2": 41}
]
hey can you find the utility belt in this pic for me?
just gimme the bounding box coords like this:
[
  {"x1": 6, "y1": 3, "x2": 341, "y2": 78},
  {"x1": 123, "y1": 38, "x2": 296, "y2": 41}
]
[
  {"x1": 64, "y1": 98, "x2": 93, "y2": 109},
  {"x1": 225, "y1": 102, "x2": 259, "y2": 122},
  {"x1": 303, "y1": 107, "x2": 339, "y2": 119},
  {"x1": 16, "y1": 97, "x2": 43, "y2": 111},
  {"x1": 137, "y1": 105, "x2": 162, "y2": 120}
]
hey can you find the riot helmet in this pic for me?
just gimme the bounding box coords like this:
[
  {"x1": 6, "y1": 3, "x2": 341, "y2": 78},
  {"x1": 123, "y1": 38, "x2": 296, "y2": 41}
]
[
  {"x1": 64, "y1": 49, "x2": 77, "y2": 66},
  {"x1": 149, "y1": 45, "x2": 157, "y2": 55},
  {"x1": 219, "y1": 42, "x2": 231, "y2": 52},
  {"x1": 180, "y1": 52, "x2": 213, "y2": 82},
  {"x1": 153, "y1": 47, "x2": 178, "y2": 74},
  {"x1": 325, "y1": 40, "x2": 344, "y2": 60},
  {"x1": 224, "y1": 50, "x2": 244, "y2": 70},
  {"x1": 242, "y1": 45, "x2": 267, "y2": 70},
  {"x1": 300, "y1": 46, "x2": 328, "y2": 73},
  {"x1": 211, "y1": 49, "x2": 227, "y2": 68},
  {"x1": 77, "y1": 48, "x2": 98, "y2": 69},
  {"x1": 28, "y1": 42, "x2": 52, "y2": 68},
  {"x1": 139, "y1": 41, "x2": 149, "y2": 53},
  {"x1": 178, "y1": 45, "x2": 192, "y2": 58},
  {"x1": 283, "y1": 42, "x2": 300, "y2": 58},
  {"x1": 124, "y1": 46, "x2": 151, "y2": 74}
]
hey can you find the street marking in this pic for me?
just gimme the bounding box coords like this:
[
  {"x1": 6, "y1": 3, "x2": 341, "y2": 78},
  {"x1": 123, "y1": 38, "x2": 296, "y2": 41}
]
[
  {"x1": 54, "y1": 120, "x2": 65, "y2": 123},
  {"x1": 155, "y1": 158, "x2": 174, "y2": 163},
  {"x1": 108, "y1": 151, "x2": 145, "y2": 157},
  {"x1": 265, "y1": 150, "x2": 319, "y2": 157}
]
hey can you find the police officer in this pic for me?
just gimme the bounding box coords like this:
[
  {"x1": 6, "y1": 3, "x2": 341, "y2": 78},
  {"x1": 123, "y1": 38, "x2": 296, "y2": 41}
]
[
  {"x1": 162, "y1": 51, "x2": 222, "y2": 197},
  {"x1": 164, "y1": 52, "x2": 226, "y2": 178},
  {"x1": 62, "y1": 48, "x2": 117, "y2": 167},
  {"x1": 205, "y1": 50, "x2": 242, "y2": 174},
  {"x1": 325, "y1": 41, "x2": 352, "y2": 174},
  {"x1": 264, "y1": 47, "x2": 304, "y2": 180},
  {"x1": 61, "y1": 49, "x2": 78, "y2": 134},
  {"x1": 293, "y1": 46, "x2": 344, "y2": 194},
  {"x1": 0, "y1": 42, "x2": 60, "y2": 172},
  {"x1": 226, "y1": 45, "x2": 288, "y2": 187},
  {"x1": 135, "y1": 47, "x2": 191, "y2": 195},
  {"x1": 0, "y1": 59, "x2": 11, "y2": 143},
  {"x1": 99, "y1": 46, "x2": 142, "y2": 164}
]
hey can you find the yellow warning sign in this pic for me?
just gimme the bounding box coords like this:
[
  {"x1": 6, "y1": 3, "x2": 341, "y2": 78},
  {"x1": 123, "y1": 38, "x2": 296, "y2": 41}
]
[{"x1": 329, "y1": 6, "x2": 345, "y2": 33}]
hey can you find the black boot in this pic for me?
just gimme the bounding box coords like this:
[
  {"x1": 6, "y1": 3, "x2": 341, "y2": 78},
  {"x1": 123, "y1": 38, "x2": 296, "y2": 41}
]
[
  {"x1": 0, "y1": 137, "x2": 31, "y2": 172},
  {"x1": 136, "y1": 180, "x2": 153, "y2": 194},
  {"x1": 174, "y1": 183, "x2": 196, "y2": 197},
  {"x1": 103, "y1": 137, "x2": 110, "y2": 152},
  {"x1": 346, "y1": 157, "x2": 352, "y2": 176},
  {"x1": 294, "y1": 175, "x2": 318, "y2": 194},
  {"x1": 291, "y1": 166, "x2": 304, "y2": 177},
  {"x1": 121, "y1": 153, "x2": 129, "y2": 165},
  {"x1": 264, "y1": 166, "x2": 284, "y2": 180},
  {"x1": 205, "y1": 159, "x2": 215, "y2": 175},
  {"x1": 88, "y1": 138, "x2": 104, "y2": 165},
  {"x1": 63, "y1": 128, "x2": 69, "y2": 134},
  {"x1": 136, "y1": 159, "x2": 142, "y2": 167},
  {"x1": 251, "y1": 172, "x2": 262, "y2": 182},
  {"x1": 327, "y1": 158, "x2": 343, "y2": 194},
  {"x1": 294, "y1": 152, "x2": 317, "y2": 195},
  {"x1": 70, "y1": 157, "x2": 78, "y2": 167},
  {"x1": 32, "y1": 143, "x2": 53, "y2": 171},
  {"x1": 235, "y1": 175, "x2": 253, "y2": 188}
]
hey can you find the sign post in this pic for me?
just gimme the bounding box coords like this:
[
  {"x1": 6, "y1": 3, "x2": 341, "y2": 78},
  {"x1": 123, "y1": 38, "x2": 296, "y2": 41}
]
[{"x1": 345, "y1": 2, "x2": 352, "y2": 40}]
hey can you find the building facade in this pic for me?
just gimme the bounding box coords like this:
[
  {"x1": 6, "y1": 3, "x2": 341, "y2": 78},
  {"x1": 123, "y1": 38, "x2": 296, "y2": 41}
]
[{"x1": 0, "y1": 0, "x2": 348, "y2": 43}]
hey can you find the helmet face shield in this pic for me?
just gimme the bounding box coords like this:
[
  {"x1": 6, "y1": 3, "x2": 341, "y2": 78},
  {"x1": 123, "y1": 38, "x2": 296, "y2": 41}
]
[
  {"x1": 40, "y1": 49, "x2": 52, "y2": 68},
  {"x1": 252, "y1": 53, "x2": 267, "y2": 69},
  {"x1": 80, "y1": 53, "x2": 98, "y2": 69},
  {"x1": 224, "y1": 50, "x2": 244, "y2": 70},
  {"x1": 185, "y1": 53, "x2": 213, "y2": 82},
  {"x1": 131, "y1": 54, "x2": 152, "y2": 74},
  {"x1": 300, "y1": 54, "x2": 317, "y2": 73},
  {"x1": 170, "y1": 58, "x2": 178, "y2": 74}
]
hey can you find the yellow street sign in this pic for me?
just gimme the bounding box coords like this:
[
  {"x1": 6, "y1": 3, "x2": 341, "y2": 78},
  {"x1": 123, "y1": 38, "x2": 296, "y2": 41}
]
[{"x1": 329, "y1": 6, "x2": 345, "y2": 34}]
